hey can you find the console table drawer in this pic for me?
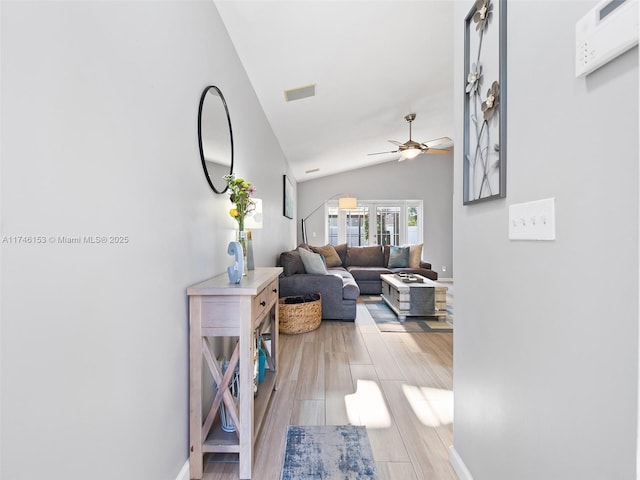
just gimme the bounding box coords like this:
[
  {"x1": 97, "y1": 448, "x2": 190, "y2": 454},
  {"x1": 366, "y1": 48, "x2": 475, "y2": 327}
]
[
  {"x1": 253, "y1": 278, "x2": 278, "y2": 324},
  {"x1": 200, "y1": 297, "x2": 241, "y2": 332}
]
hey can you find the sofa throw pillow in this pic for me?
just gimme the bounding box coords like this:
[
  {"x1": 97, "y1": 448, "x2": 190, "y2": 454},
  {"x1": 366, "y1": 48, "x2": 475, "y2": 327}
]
[
  {"x1": 388, "y1": 245, "x2": 410, "y2": 268},
  {"x1": 311, "y1": 244, "x2": 342, "y2": 267},
  {"x1": 280, "y1": 250, "x2": 306, "y2": 276},
  {"x1": 409, "y1": 243, "x2": 423, "y2": 268},
  {"x1": 333, "y1": 243, "x2": 348, "y2": 266},
  {"x1": 298, "y1": 247, "x2": 328, "y2": 275}
]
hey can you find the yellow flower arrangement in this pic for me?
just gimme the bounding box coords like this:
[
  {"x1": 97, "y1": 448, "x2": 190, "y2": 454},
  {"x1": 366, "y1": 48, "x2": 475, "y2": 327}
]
[{"x1": 223, "y1": 174, "x2": 256, "y2": 231}]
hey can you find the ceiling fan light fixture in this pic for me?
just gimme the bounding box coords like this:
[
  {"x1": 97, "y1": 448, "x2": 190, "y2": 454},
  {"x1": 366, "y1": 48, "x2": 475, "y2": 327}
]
[
  {"x1": 400, "y1": 148, "x2": 421, "y2": 160},
  {"x1": 368, "y1": 113, "x2": 453, "y2": 159}
]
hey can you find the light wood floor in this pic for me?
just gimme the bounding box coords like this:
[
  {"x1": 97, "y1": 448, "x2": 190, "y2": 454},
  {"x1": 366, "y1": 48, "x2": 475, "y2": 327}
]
[{"x1": 202, "y1": 297, "x2": 456, "y2": 480}]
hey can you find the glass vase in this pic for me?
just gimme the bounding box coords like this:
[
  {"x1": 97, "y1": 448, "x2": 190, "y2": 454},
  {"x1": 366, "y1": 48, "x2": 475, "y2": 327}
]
[{"x1": 236, "y1": 228, "x2": 248, "y2": 276}]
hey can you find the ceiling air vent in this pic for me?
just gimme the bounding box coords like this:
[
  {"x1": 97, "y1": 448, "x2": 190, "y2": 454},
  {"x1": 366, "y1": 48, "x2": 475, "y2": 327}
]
[{"x1": 284, "y1": 84, "x2": 316, "y2": 102}]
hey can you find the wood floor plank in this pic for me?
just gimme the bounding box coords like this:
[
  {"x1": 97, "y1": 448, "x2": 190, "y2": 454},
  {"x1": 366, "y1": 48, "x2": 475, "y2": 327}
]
[
  {"x1": 380, "y1": 380, "x2": 457, "y2": 480},
  {"x1": 324, "y1": 350, "x2": 354, "y2": 425},
  {"x1": 251, "y1": 379, "x2": 297, "y2": 479},
  {"x1": 349, "y1": 364, "x2": 410, "y2": 463},
  {"x1": 291, "y1": 399, "x2": 325, "y2": 425},
  {"x1": 355, "y1": 302, "x2": 379, "y2": 333},
  {"x1": 376, "y1": 462, "x2": 419, "y2": 480},
  {"x1": 295, "y1": 340, "x2": 325, "y2": 400},
  {"x1": 387, "y1": 339, "x2": 451, "y2": 390},
  {"x1": 203, "y1": 458, "x2": 239, "y2": 479},
  {"x1": 277, "y1": 331, "x2": 304, "y2": 381},
  {"x1": 361, "y1": 332, "x2": 405, "y2": 381},
  {"x1": 325, "y1": 320, "x2": 349, "y2": 353},
  {"x1": 344, "y1": 324, "x2": 373, "y2": 365}
]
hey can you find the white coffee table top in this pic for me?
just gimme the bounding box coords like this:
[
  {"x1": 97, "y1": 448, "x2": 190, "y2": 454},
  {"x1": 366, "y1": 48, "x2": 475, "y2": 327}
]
[{"x1": 380, "y1": 273, "x2": 439, "y2": 290}]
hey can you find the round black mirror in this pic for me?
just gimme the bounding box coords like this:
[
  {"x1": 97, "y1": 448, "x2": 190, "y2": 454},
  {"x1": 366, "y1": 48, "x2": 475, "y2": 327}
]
[{"x1": 197, "y1": 85, "x2": 234, "y2": 194}]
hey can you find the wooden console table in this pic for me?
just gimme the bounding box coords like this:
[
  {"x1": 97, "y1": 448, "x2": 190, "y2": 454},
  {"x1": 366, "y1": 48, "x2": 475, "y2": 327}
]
[{"x1": 187, "y1": 267, "x2": 282, "y2": 479}]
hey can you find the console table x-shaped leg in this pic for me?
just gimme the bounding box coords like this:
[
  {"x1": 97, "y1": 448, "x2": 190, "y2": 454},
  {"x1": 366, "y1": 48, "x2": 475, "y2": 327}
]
[{"x1": 201, "y1": 340, "x2": 240, "y2": 441}]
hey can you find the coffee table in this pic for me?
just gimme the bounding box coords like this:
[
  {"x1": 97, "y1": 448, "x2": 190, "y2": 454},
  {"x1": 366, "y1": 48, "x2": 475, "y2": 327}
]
[{"x1": 380, "y1": 274, "x2": 447, "y2": 323}]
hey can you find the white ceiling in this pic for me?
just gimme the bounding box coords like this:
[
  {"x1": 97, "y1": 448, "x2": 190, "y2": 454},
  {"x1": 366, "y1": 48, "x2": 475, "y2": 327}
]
[{"x1": 215, "y1": 0, "x2": 455, "y2": 182}]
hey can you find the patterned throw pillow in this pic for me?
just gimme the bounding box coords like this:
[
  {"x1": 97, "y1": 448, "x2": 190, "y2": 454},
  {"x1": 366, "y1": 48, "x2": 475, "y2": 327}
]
[
  {"x1": 298, "y1": 247, "x2": 328, "y2": 275},
  {"x1": 311, "y1": 244, "x2": 342, "y2": 267},
  {"x1": 388, "y1": 245, "x2": 410, "y2": 268}
]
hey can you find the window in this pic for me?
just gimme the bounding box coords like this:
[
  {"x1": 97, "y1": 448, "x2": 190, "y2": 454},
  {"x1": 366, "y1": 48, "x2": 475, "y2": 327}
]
[
  {"x1": 376, "y1": 206, "x2": 400, "y2": 246},
  {"x1": 346, "y1": 207, "x2": 368, "y2": 246},
  {"x1": 327, "y1": 200, "x2": 422, "y2": 247}
]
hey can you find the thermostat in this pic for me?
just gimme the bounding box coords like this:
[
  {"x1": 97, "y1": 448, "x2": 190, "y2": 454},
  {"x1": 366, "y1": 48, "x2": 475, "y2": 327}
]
[{"x1": 575, "y1": 0, "x2": 639, "y2": 77}]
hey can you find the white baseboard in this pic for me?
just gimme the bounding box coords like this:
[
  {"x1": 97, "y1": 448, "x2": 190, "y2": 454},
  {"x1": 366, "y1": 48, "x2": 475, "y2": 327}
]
[
  {"x1": 449, "y1": 445, "x2": 474, "y2": 480},
  {"x1": 438, "y1": 277, "x2": 454, "y2": 282},
  {"x1": 175, "y1": 460, "x2": 190, "y2": 480}
]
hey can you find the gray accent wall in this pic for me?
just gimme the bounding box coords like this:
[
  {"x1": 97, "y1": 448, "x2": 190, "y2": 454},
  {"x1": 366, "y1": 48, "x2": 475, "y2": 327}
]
[
  {"x1": 0, "y1": 2, "x2": 294, "y2": 479},
  {"x1": 452, "y1": 1, "x2": 638, "y2": 479},
  {"x1": 297, "y1": 154, "x2": 454, "y2": 276}
]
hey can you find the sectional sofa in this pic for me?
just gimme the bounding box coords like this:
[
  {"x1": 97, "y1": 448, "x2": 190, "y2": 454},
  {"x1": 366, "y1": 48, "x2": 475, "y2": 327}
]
[{"x1": 277, "y1": 243, "x2": 438, "y2": 321}]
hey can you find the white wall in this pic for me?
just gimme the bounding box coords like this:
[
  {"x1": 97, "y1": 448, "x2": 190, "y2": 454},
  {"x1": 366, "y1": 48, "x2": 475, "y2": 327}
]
[
  {"x1": 452, "y1": 1, "x2": 638, "y2": 479},
  {"x1": 0, "y1": 2, "x2": 294, "y2": 479},
  {"x1": 297, "y1": 154, "x2": 453, "y2": 276}
]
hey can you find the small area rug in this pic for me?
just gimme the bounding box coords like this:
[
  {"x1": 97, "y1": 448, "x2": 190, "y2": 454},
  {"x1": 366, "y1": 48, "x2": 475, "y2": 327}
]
[
  {"x1": 281, "y1": 425, "x2": 378, "y2": 479},
  {"x1": 363, "y1": 296, "x2": 453, "y2": 333}
]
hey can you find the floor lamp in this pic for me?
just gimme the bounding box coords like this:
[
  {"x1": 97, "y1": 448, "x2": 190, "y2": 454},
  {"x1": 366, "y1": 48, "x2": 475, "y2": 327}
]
[{"x1": 301, "y1": 194, "x2": 357, "y2": 244}]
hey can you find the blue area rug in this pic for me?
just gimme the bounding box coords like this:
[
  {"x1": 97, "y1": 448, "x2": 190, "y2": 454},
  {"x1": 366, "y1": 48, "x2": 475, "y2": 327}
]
[{"x1": 281, "y1": 425, "x2": 378, "y2": 479}]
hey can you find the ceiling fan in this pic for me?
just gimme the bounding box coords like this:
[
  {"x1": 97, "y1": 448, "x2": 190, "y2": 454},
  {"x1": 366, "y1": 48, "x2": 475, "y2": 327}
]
[{"x1": 368, "y1": 113, "x2": 453, "y2": 161}]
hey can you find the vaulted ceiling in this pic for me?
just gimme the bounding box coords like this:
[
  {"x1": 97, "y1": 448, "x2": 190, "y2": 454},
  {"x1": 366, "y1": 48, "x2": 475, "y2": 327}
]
[{"x1": 215, "y1": 1, "x2": 455, "y2": 182}]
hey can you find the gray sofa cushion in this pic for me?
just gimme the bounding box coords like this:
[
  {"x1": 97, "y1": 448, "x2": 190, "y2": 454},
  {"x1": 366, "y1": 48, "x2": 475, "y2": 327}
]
[
  {"x1": 328, "y1": 268, "x2": 359, "y2": 300},
  {"x1": 347, "y1": 266, "x2": 391, "y2": 282},
  {"x1": 346, "y1": 245, "x2": 384, "y2": 267}
]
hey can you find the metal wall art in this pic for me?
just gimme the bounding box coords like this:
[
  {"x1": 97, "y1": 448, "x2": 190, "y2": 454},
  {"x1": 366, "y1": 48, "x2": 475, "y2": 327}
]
[{"x1": 463, "y1": 0, "x2": 507, "y2": 205}]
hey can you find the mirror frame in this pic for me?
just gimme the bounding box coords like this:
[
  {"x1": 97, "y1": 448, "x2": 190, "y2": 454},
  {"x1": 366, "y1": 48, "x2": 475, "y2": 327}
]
[{"x1": 197, "y1": 85, "x2": 234, "y2": 194}]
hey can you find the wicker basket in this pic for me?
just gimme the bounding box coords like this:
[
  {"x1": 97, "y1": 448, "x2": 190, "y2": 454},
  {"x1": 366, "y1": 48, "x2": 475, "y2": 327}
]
[{"x1": 278, "y1": 294, "x2": 322, "y2": 334}]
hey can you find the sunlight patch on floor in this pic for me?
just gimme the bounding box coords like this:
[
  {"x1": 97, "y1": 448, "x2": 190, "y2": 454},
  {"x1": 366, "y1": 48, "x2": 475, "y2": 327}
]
[
  {"x1": 345, "y1": 379, "x2": 391, "y2": 428},
  {"x1": 402, "y1": 385, "x2": 453, "y2": 427}
]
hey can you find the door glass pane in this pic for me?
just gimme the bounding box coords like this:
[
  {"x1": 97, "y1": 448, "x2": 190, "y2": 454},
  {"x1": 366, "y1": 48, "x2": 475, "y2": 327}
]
[
  {"x1": 407, "y1": 206, "x2": 419, "y2": 244},
  {"x1": 327, "y1": 210, "x2": 338, "y2": 245},
  {"x1": 376, "y1": 207, "x2": 400, "y2": 245},
  {"x1": 346, "y1": 208, "x2": 368, "y2": 246}
]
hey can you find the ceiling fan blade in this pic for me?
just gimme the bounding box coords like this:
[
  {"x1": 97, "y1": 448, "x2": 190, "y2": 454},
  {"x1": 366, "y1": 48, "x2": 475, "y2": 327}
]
[
  {"x1": 367, "y1": 150, "x2": 399, "y2": 156},
  {"x1": 423, "y1": 136, "x2": 454, "y2": 149},
  {"x1": 423, "y1": 148, "x2": 451, "y2": 154},
  {"x1": 388, "y1": 140, "x2": 404, "y2": 147}
]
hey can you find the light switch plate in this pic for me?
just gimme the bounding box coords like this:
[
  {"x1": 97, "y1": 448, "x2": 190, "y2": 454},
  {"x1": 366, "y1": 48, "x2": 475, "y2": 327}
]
[{"x1": 509, "y1": 198, "x2": 556, "y2": 241}]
